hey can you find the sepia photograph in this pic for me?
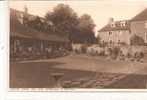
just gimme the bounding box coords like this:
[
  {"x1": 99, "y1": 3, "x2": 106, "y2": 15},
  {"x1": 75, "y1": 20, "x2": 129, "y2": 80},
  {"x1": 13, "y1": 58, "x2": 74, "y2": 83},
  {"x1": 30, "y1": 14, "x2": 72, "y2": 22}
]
[{"x1": 9, "y1": 0, "x2": 147, "y2": 89}]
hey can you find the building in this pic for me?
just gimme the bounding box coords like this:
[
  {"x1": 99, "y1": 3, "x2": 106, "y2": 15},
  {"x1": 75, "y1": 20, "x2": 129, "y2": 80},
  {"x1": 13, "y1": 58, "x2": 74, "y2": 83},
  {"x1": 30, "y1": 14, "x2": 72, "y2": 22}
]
[
  {"x1": 10, "y1": 8, "x2": 70, "y2": 60},
  {"x1": 98, "y1": 18, "x2": 131, "y2": 45},
  {"x1": 130, "y1": 8, "x2": 147, "y2": 44}
]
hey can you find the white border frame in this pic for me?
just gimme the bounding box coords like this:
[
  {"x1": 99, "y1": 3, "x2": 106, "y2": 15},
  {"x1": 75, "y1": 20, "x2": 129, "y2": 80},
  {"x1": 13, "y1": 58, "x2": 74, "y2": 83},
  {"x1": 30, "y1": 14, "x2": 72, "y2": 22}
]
[{"x1": 1, "y1": 0, "x2": 147, "y2": 99}]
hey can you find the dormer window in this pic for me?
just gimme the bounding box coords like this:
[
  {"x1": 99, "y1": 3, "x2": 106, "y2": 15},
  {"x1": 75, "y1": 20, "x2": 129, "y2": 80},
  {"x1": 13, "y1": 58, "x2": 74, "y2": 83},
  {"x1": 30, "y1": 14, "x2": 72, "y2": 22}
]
[
  {"x1": 120, "y1": 21, "x2": 126, "y2": 27},
  {"x1": 111, "y1": 23, "x2": 115, "y2": 27},
  {"x1": 122, "y1": 23, "x2": 126, "y2": 27}
]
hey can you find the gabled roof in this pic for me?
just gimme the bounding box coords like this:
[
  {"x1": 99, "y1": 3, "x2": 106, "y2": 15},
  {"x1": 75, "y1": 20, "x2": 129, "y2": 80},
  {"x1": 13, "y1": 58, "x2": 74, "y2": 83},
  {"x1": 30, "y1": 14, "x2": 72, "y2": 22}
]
[
  {"x1": 10, "y1": 8, "x2": 69, "y2": 42},
  {"x1": 131, "y1": 8, "x2": 147, "y2": 21},
  {"x1": 98, "y1": 20, "x2": 130, "y2": 32}
]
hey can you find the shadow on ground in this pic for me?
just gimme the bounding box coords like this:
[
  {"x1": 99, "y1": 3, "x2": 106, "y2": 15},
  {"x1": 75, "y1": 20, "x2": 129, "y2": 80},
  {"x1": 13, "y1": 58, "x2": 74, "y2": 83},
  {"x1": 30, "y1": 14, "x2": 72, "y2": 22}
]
[{"x1": 10, "y1": 61, "x2": 95, "y2": 88}]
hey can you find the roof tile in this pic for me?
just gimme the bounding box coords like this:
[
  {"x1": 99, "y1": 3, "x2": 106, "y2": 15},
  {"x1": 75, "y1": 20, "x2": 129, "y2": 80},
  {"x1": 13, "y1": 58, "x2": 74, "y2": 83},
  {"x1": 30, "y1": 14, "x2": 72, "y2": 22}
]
[{"x1": 131, "y1": 8, "x2": 147, "y2": 21}]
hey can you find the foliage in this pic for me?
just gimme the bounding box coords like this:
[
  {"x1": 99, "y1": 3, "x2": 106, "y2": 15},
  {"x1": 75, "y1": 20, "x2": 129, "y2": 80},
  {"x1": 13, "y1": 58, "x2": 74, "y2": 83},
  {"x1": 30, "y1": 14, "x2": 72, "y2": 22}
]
[
  {"x1": 96, "y1": 35, "x2": 101, "y2": 44},
  {"x1": 78, "y1": 14, "x2": 95, "y2": 33},
  {"x1": 110, "y1": 47, "x2": 120, "y2": 59},
  {"x1": 45, "y1": 4, "x2": 97, "y2": 44},
  {"x1": 24, "y1": 3, "x2": 97, "y2": 44},
  {"x1": 77, "y1": 14, "x2": 96, "y2": 44},
  {"x1": 45, "y1": 4, "x2": 78, "y2": 36},
  {"x1": 130, "y1": 34, "x2": 144, "y2": 45}
]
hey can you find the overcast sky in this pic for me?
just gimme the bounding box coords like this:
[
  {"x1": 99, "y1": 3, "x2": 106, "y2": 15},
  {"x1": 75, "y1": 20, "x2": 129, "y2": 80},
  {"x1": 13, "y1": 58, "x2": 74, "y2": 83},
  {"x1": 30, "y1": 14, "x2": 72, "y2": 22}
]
[{"x1": 9, "y1": 0, "x2": 147, "y2": 35}]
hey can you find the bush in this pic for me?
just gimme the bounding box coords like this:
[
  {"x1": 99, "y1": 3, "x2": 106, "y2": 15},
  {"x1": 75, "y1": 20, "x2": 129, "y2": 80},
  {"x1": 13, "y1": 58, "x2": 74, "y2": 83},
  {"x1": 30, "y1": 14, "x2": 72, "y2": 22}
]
[
  {"x1": 110, "y1": 47, "x2": 120, "y2": 59},
  {"x1": 130, "y1": 34, "x2": 144, "y2": 45}
]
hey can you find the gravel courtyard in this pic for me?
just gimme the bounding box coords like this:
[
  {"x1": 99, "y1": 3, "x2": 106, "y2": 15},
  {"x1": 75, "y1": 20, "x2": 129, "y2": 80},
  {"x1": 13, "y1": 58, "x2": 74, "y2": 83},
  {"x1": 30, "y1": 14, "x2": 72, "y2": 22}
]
[{"x1": 10, "y1": 54, "x2": 147, "y2": 89}]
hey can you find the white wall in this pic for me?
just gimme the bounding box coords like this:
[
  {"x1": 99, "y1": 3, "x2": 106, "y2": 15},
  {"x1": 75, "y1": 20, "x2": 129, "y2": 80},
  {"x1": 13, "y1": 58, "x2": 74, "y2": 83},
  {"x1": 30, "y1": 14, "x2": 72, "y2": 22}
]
[{"x1": 99, "y1": 30, "x2": 130, "y2": 45}]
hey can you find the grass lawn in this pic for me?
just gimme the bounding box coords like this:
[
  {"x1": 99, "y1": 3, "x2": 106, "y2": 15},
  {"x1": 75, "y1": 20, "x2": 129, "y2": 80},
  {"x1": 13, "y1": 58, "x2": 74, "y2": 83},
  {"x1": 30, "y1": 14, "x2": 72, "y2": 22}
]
[{"x1": 10, "y1": 54, "x2": 147, "y2": 88}]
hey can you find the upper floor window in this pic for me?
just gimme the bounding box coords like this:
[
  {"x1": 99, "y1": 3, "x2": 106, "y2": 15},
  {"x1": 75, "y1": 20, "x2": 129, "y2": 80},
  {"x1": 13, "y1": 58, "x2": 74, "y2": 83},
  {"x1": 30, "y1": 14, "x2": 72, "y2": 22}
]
[
  {"x1": 120, "y1": 21, "x2": 126, "y2": 27},
  {"x1": 111, "y1": 23, "x2": 115, "y2": 27},
  {"x1": 109, "y1": 31, "x2": 112, "y2": 35},
  {"x1": 145, "y1": 22, "x2": 147, "y2": 28}
]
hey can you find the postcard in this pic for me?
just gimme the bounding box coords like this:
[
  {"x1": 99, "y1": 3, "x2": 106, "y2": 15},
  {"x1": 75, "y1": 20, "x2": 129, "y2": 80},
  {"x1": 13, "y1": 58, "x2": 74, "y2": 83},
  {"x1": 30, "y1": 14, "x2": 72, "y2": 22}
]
[{"x1": 9, "y1": 0, "x2": 147, "y2": 91}]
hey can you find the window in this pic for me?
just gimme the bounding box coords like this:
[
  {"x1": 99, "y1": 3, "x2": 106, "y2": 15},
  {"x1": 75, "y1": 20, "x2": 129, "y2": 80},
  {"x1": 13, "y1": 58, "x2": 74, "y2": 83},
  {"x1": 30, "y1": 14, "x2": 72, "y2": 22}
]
[
  {"x1": 145, "y1": 22, "x2": 147, "y2": 28},
  {"x1": 118, "y1": 40, "x2": 120, "y2": 44},
  {"x1": 111, "y1": 23, "x2": 115, "y2": 27},
  {"x1": 110, "y1": 40, "x2": 112, "y2": 44},
  {"x1": 102, "y1": 40, "x2": 105, "y2": 43},
  {"x1": 109, "y1": 31, "x2": 112, "y2": 35},
  {"x1": 120, "y1": 21, "x2": 126, "y2": 27}
]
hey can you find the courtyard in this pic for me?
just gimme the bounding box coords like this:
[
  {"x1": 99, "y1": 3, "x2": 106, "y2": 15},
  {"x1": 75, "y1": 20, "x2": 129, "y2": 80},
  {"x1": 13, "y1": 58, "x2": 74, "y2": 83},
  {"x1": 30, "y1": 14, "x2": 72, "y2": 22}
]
[{"x1": 10, "y1": 54, "x2": 147, "y2": 89}]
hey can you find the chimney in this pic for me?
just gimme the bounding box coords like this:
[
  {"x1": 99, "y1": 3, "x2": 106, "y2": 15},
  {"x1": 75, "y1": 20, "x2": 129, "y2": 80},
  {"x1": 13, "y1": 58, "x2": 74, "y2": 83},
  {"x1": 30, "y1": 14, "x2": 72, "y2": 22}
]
[
  {"x1": 24, "y1": 5, "x2": 28, "y2": 14},
  {"x1": 108, "y1": 17, "x2": 114, "y2": 24}
]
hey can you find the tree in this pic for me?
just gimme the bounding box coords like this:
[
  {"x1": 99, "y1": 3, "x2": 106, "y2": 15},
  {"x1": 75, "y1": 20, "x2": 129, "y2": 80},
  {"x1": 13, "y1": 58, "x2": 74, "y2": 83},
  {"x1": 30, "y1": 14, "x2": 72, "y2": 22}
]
[
  {"x1": 45, "y1": 4, "x2": 97, "y2": 44},
  {"x1": 130, "y1": 34, "x2": 144, "y2": 45},
  {"x1": 77, "y1": 14, "x2": 96, "y2": 44},
  {"x1": 78, "y1": 14, "x2": 95, "y2": 32},
  {"x1": 96, "y1": 35, "x2": 101, "y2": 44},
  {"x1": 27, "y1": 16, "x2": 44, "y2": 31},
  {"x1": 45, "y1": 4, "x2": 79, "y2": 36}
]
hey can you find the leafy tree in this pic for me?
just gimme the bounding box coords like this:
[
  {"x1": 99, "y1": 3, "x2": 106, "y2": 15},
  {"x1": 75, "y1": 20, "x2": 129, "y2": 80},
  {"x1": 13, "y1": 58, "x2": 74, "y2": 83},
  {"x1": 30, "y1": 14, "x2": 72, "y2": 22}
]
[
  {"x1": 96, "y1": 35, "x2": 101, "y2": 44},
  {"x1": 77, "y1": 14, "x2": 96, "y2": 43},
  {"x1": 45, "y1": 4, "x2": 79, "y2": 36},
  {"x1": 78, "y1": 14, "x2": 95, "y2": 32},
  {"x1": 45, "y1": 4, "x2": 96, "y2": 44},
  {"x1": 27, "y1": 16, "x2": 43, "y2": 31}
]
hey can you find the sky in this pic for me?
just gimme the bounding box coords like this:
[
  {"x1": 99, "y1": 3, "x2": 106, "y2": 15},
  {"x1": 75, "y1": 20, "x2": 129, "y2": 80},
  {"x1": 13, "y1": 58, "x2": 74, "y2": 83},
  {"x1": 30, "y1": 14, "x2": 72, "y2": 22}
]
[{"x1": 9, "y1": 0, "x2": 147, "y2": 35}]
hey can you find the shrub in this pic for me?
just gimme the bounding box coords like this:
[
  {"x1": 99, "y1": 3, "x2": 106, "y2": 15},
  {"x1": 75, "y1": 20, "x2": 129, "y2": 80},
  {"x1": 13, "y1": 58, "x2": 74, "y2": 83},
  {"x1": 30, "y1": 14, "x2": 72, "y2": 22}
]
[
  {"x1": 110, "y1": 47, "x2": 120, "y2": 59},
  {"x1": 130, "y1": 34, "x2": 145, "y2": 45}
]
